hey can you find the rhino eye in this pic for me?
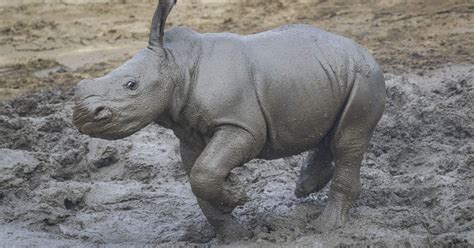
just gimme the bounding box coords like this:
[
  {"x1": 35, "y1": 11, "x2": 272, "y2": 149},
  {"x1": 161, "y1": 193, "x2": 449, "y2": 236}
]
[{"x1": 125, "y1": 80, "x2": 138, "y2": 90}]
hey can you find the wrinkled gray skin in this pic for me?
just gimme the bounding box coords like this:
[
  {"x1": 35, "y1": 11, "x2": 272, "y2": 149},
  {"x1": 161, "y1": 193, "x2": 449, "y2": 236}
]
[{"x1": 73, "y1": 0, "x2": 386, "y2": 240}]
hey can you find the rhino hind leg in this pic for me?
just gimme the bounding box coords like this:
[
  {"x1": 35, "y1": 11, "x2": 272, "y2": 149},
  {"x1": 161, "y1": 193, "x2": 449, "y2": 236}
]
[
  {"x1": 314, "y1": 71, "x2": 385, "y2": 230},
  {"x1": 294, "y1": 137, "x2": 335, "y2": 198}
]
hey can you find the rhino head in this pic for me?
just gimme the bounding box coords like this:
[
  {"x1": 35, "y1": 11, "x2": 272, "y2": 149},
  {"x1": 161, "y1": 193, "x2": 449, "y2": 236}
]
[{"x1": 73, "y1": 0, "x2": 177, "y2": 140}]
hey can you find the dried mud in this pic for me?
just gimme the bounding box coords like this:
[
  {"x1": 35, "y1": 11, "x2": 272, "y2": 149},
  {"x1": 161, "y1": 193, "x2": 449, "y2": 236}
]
[{"x1": 0, "y1": 0, "x2": 473, "y2": 247}]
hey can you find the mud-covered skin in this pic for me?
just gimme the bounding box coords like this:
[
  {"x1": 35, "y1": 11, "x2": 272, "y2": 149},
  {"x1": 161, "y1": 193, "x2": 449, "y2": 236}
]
[{"x1": 73, "y1": 0, "x2": 385, "y2": 240}]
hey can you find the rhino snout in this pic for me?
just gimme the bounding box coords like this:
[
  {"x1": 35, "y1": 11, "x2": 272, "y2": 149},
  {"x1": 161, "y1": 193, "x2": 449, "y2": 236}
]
[
  {"x1": 72, "y1": 103, "x2": 114, "y2": 130},
  {"x1": 74, "y1": 79, "x2": 95, "y2": 102},
  {"x1": 92, "y1": 106, "x2": 113, "y2": 121}
]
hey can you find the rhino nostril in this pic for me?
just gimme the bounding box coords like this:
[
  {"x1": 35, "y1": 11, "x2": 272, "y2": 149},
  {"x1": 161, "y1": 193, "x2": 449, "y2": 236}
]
[
  {"x1": 93, "y1": 106, "x2": 112, "y2": 121},
  {"x1": 94, "y1": 106, "x2": 105, "y2": 115}
]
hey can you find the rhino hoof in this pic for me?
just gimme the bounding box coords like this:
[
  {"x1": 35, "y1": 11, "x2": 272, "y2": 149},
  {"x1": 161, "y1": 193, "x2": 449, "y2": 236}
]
[{"x1": 312, "y1": 207, "x2": 349, "y2": 231}]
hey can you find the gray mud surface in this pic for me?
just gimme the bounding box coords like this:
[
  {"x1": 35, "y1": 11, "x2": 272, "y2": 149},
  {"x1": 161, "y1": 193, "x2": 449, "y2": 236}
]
[{"x1": 0, "y1": 65, "x2": 472, "y2": 247}]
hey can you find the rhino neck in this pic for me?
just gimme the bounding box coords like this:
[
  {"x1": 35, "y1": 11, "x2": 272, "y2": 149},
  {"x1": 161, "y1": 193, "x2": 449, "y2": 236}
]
[
  {"x1": 156, "y1": 48, "x2": 201, "y2": 142},
  {"x1": 158, "y1": 28, "x2": 203, "y2": 131}
]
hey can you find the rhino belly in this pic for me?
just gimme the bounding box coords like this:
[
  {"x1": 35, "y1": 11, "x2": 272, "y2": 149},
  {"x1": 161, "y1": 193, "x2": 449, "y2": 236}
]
[
  {"x1": 254, "y1": 61, "x2": 348, "y2": 159},
  {"x1": 243, "y1": 25, "x2": 360, "y2": 159},
  {"x1": 257, "y1": 86, "x2": 344, "y2": 159}
]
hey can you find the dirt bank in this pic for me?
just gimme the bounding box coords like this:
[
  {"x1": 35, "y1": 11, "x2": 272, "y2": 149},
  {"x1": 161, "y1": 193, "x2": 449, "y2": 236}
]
[{"x1": 1, "y1": 0, "x2": 473, "y2": 100}]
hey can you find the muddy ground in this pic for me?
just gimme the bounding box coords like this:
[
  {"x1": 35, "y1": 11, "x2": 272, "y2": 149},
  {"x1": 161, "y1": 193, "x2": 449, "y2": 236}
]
[{"x1": 0, "y1": 0, "x2": 473, "y2": 247}]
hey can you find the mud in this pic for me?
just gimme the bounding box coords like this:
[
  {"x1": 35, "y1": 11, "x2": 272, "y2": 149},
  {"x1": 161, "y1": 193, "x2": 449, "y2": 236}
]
[
  {"x1": 0, "y1": 0, "x2": 473, "y2": 247},
  {"x1": 0, "y1": 64, "x2": 472, "y2": 247}
]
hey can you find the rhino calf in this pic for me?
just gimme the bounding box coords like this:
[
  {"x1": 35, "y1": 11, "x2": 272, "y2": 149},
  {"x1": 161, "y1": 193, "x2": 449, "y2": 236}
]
[{"x1": 73, "y1": 0, "x2": 385, "y2": 240}]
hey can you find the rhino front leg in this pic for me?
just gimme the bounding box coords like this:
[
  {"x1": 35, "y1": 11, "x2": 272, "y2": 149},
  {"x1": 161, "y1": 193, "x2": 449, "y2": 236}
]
[
  {"x1": 188, "y1": 126, "x2": 261, "y2": 240},
  {"x1": 180, "y1": 139, "x2": 250, "y2": 240}
]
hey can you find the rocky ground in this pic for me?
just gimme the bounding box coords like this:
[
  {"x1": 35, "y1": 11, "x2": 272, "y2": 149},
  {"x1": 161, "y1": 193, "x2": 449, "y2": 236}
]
[{"x1": 0, "y1": 0, "x2": 473, "y2": 247}]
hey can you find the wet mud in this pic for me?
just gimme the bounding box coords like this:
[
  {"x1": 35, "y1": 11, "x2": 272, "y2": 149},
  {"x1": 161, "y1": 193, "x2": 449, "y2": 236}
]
[{"x1": 0, "y1": 65, "x2": 472, "y2": 246}]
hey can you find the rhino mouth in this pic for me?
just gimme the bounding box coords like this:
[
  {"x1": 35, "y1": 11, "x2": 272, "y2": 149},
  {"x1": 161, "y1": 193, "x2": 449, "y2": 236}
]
[
  {"x1": 72, "y1": 104, "x2": 114, "y2": 135},
  {"x1": 78, "y1": 119, "x2": 112, "y2": 135}
]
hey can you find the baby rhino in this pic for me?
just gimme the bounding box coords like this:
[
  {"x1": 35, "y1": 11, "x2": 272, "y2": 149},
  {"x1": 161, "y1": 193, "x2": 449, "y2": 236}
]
[{"x1": 73, "y1": 0, "x2": 385, "y2": 240}]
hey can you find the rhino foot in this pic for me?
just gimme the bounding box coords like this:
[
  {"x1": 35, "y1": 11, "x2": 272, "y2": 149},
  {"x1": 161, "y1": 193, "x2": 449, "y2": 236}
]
[
  {"x1": 313, "y1": 207, "x2": 348, "y2": 231},
  {"x1": 312, "y1": 190, "x2": 352, "y2": 231}
]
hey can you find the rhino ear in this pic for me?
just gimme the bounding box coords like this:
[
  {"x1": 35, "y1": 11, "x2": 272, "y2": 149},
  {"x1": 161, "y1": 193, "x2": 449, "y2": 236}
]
[{"x1": 148, "y1": 0, "x2": 177, "y2": 48}]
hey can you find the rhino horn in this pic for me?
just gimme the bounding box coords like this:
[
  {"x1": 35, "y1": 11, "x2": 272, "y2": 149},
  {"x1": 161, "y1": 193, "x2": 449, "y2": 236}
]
[{"x1": 148, "y1": 0, "x2": 177, "y2": 48}]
